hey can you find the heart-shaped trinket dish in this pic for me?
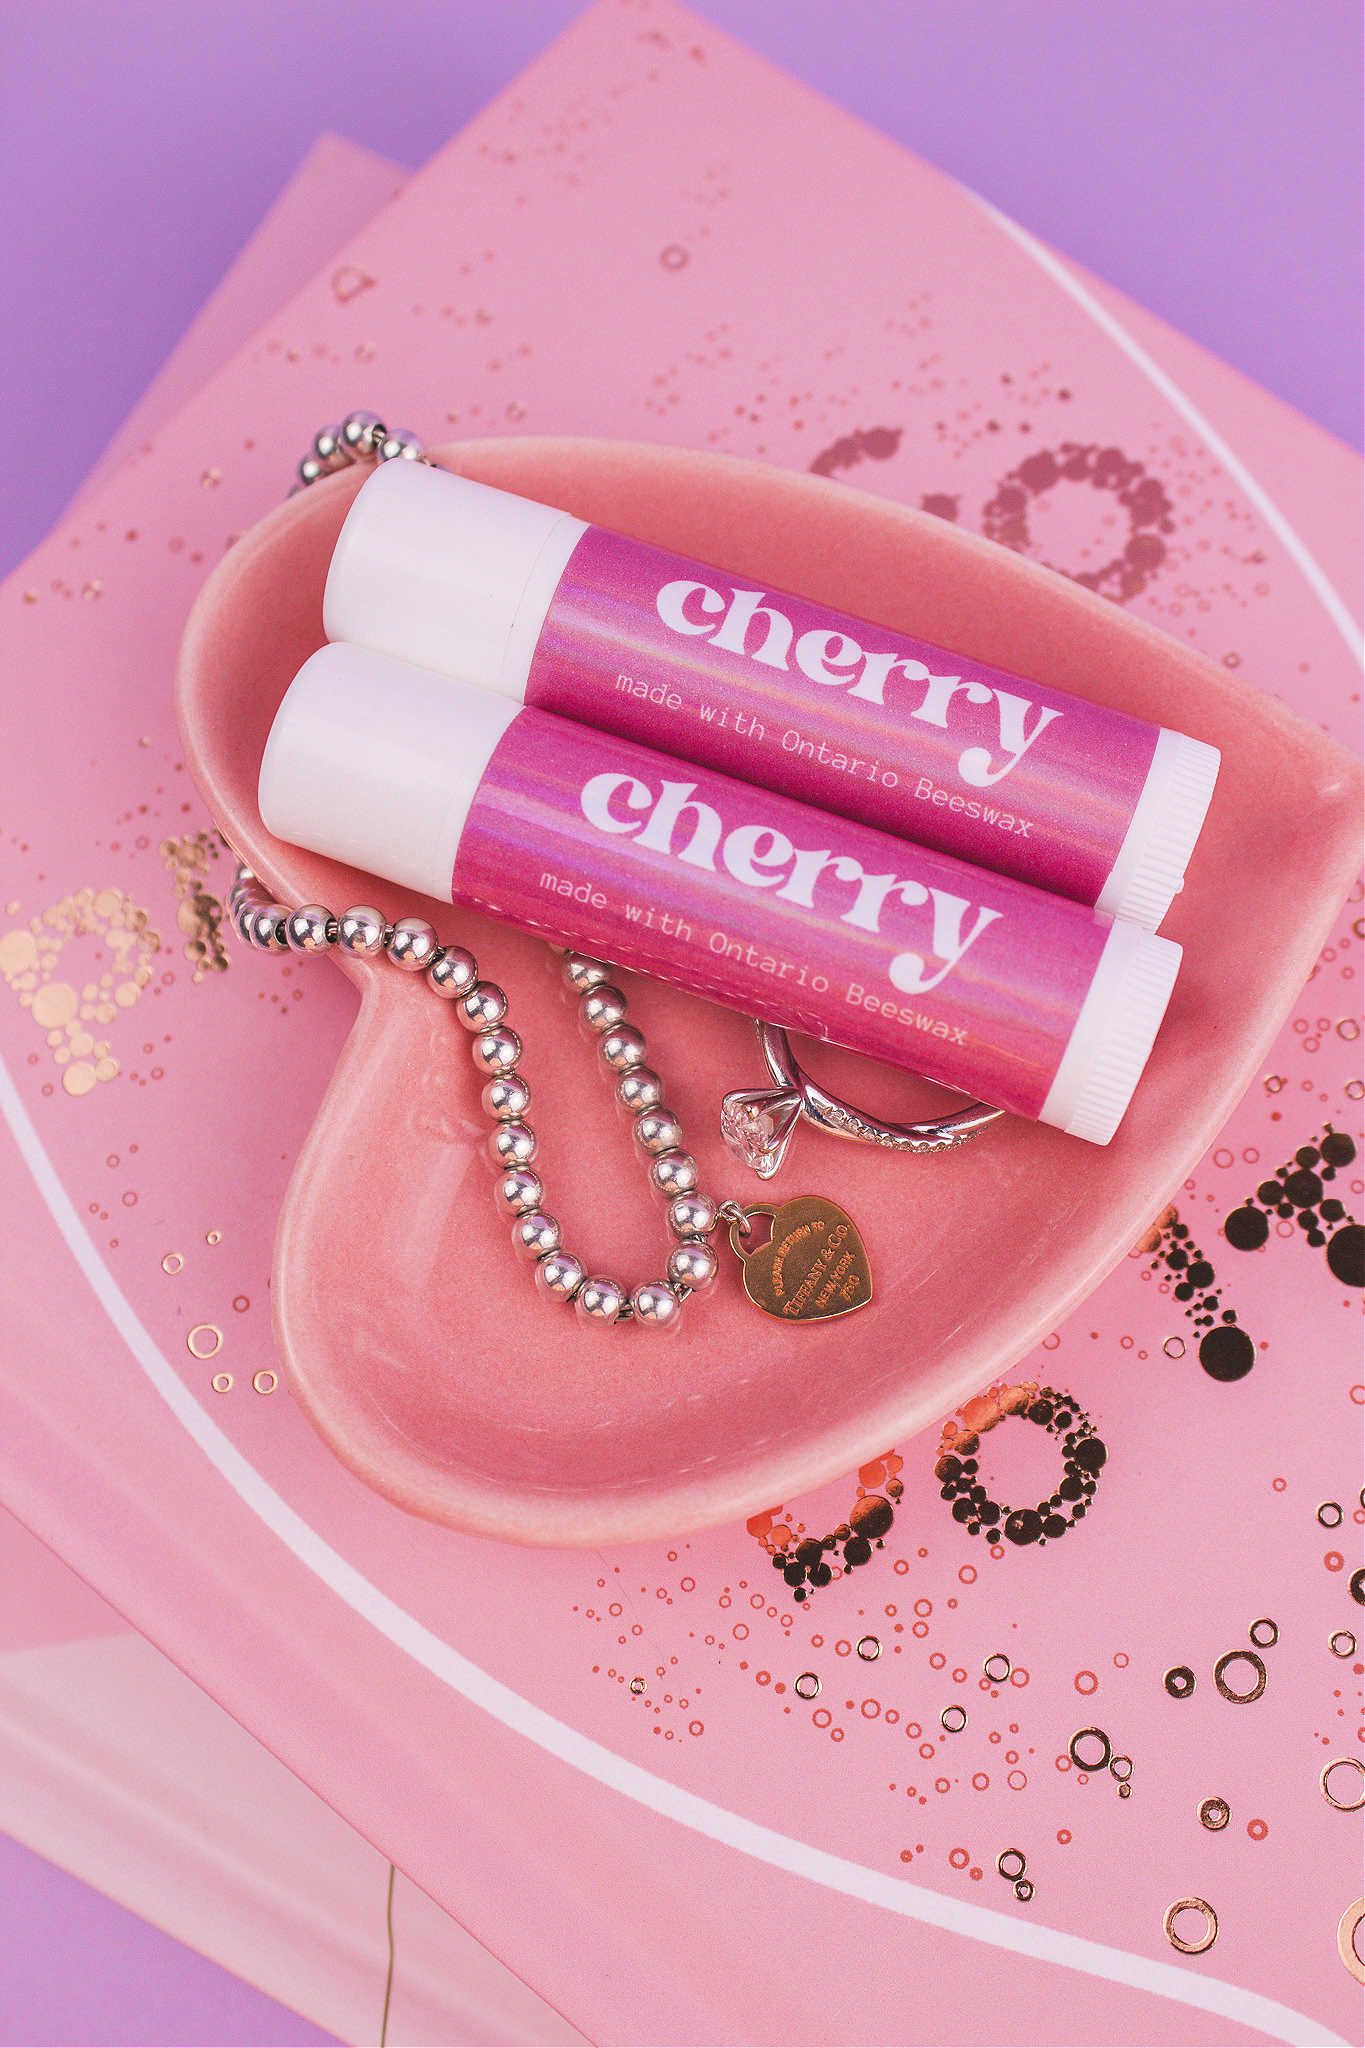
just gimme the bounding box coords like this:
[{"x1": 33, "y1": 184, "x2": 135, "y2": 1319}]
[{"x1": 176, "y1": 437, "x2": 1361, "y2": 1546}]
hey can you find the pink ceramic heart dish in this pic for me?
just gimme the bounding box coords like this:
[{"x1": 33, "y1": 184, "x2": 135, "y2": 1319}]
[{"x1": 175, "y1": 438, "x2": 1361, "y2": 1546}]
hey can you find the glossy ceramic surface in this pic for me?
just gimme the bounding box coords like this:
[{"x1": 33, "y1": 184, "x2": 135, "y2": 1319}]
[{"x1": 175, "y1": 437, "x2": 1362, "y2": 1544}]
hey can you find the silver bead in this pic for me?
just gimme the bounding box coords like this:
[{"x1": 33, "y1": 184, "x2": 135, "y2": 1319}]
[
  {"x1": 513, "y1": 1210, "x2": 560, "y2": 1259},
  {"x1": 386, "y1": 917, "x2": 440, "y2": 970},
  {"x1": 575, "y1": 1274, "x2": 628, "y2": 1325},
  {"x1": 649, "y1": 1150, "x2": 698, "y2": 1198},
  {"x1": 297, "y1": 454, "x2": 327, "y2": 487},
  {"x1": 284, "y1": 903, "x2": 335, "y2": 953},
  {"x1": 495, "y1": 1167, "x2": 542, "y2": 1215},
  {"x1": 336, "y1": 905, "x2": 386, "y2": 957},
  {"x1": 562, "y1": 952, "x2": 612, "y2": 992},
  {"x1": 535, "y1": 1249, "x2": 585, "y2": 1301},
  {"x1": 340, "y1": 409, "x2": 384, "y2": 454},
  {"x1": 630, "y1": 1280, "x2": 683, "y2": 1332},
  {"x1": 427, "y1": 945, "x2": 477, "y2": 998},
  {"x1": 231, "y1": 898, "x2": 257, "y2": 942},
  {"x1": 459, "y1": 981, "x2": 507, "y2": 1031},
  {"x1": 312, "y1": 426, "x2": 346, "y2": 466},
  {"x1": 600, "y1": 1024, "x2": 648, "y2": 1073},
  {"x1": 472, "y1": 1025, "x2": 522, "y2": 1074},
  {"x1": 633, "y1": 1106, "x2": 684, "y2": 1157},
  {"x1": 579, "y1": 984, "x2": 627, "y2": 1035},
  {"x1": 377, "y1": 427, "x2": 423, "y2": 463},
  {"x1": 666, "y1": 1240, "x2": 719, "y2": 1292},
  {"x1": 249, "y1": 903, "x2": 290, "y2": 950},
  {"x1": 667, "y1": 1192, "x2": 718, "y2": 1240},
  {"x1": 483, "y1": 1073, "x2": 531, "y2": 1121},
  {"x1": 617, "y1": 1065, "x2": 664, "y2": 1113},
  {"x1": 489, "y1": 1121, "x2": 537, "y2": 1169}
]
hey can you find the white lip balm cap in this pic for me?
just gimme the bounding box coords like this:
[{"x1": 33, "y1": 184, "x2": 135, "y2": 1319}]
[
  {"x1": 1040, "y1": 916, "x2": 1182, "y2": 1144},
  {"x1": 323, "y1": 459, "x2": 586, "y2": 697},
  {"x1": 258, "y1": 641, "x2": 518, "y2": 900},
  {"x1": 1097, "y1": 726, "x2": 1220, "y2": 929}
]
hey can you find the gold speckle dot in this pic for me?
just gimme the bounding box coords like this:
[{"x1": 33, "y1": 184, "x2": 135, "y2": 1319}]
[
  {"x1": 331, "y1": 264, "x2": 375, "y2": 303},
  {"x1": 200, "y1": 468, "x2": 222, "y2": 489},
  {"x1": 81, "y1": 580, "x2": 103, "y2": 601},
  {"x1": 0, "y1": 929, "x2": 38, "y2": 975},
  {"x1": 62, "y1": 1061, "x2": 97, "y2": 1096},
  {"x1": 31, "y1": 981, "x2": 78, "y2": 1027},
  {"x1": 187, "y1": 1324, "x2": 222, "y2": 1360},
  {"x1": 252, "y1": 1370, "x2": 278, "y2": 1396},
  {"x1": 162, "y1": 1252, "x2": 184, "y2": 1275},
  {"x1": 94, "y1": 1056, "x2": 118, "y2": 1082},
  {"x1": 206, "y1": 1229, "x2": 222, "y2": 1246},
  {"x1": 211, "y1": 1373, "x2": 233, "y2": 1393}
]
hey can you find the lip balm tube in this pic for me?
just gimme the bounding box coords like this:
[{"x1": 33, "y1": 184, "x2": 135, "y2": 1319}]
[
  {"x1": 259, "y1": 643, "x2": 1182, "y2": 1144},
  {"x1": 322, "y1": 460, "x2": 1218, "y2": 928}
]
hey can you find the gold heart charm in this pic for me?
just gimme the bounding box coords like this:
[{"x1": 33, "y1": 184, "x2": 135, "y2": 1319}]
[{"x1": 729, "y1": 1196, "x2": 873, "y2": 1322}]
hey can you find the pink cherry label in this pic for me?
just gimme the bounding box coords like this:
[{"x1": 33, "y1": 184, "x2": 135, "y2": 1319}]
[
  {"x1": 453, "y1": 708, "x2": 1110, "y2": 1122},
  {"x1": 524, "y1": 526, "x2": 1159, "y2": 906}
]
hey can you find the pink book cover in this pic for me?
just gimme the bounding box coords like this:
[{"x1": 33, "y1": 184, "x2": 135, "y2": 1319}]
[
  {"x1": 3, "y1": 134, "x2": 585, "y2": 2046},
  {"x1": 0, "y1": 4, "x2": 1360, "y2": 2043},
  {"x1": 0, "y1": 1508, "x2": 583, "y2": 2048}
]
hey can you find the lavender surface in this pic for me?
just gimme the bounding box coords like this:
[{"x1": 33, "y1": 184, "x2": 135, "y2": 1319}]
[{"x1": 2, "y1": 0, "x2": 1360, "y2": 581}]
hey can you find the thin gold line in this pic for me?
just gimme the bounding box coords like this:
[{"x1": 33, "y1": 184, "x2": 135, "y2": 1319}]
[{"x1": 379, "y1": 1862, "x2": 397, "y2": 2047}]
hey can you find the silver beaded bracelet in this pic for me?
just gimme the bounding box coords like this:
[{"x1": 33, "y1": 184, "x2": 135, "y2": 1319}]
[{"x1": 228, "y1": 863, "x2": 727, "y2": 1330}]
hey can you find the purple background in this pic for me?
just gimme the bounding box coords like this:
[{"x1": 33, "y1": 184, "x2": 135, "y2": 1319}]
[
  {"x1": 0, "y1": 2, "x2": 1359, "y2": 2042},
  {"x1": 1, "y1": 0, "x2": 1361, "y2": 578},
  {"x1": 0, "y1": 1836, "x2": 335, "y2": 2048}
]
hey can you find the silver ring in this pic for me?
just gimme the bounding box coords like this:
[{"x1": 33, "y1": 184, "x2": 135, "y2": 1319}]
[{"x1": 720, "y1": 1021, "x2": 1003, "y2": 1179}]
